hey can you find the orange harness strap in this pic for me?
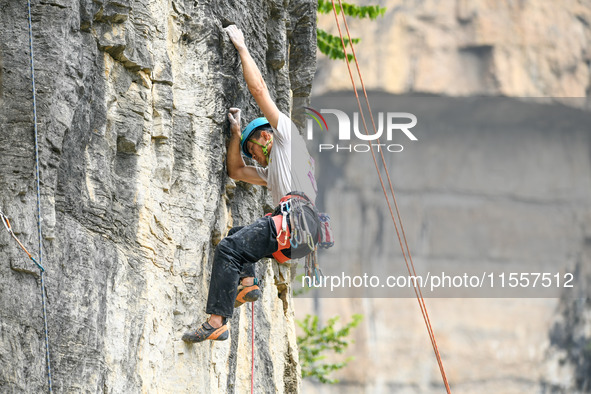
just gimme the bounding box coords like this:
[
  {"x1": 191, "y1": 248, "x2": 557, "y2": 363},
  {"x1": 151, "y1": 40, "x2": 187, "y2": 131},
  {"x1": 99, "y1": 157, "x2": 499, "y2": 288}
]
[
  {"x1": 269, "y1": 192, "x2": 312, "y2": 263},
  {"x1": 271, "y1": 215, "x2": 290, "y2": 263}
]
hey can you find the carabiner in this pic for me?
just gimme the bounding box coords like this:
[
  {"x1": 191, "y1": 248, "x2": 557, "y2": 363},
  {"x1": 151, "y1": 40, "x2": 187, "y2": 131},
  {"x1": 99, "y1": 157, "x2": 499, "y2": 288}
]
[
  {"x1": 0, "y1": 210, "x2": 12, "y2": 233},
  {"x1": 277, "y1": 229, "x2": 289, "y2": 248},
  {"x1": 306, "y1": 234, "x2": 315, "y2": 250}
]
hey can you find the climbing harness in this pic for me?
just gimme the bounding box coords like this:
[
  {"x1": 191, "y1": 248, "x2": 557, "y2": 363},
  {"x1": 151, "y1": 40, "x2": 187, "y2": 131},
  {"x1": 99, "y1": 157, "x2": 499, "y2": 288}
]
[
  {"x1": 267, "y1": 191, "x2": 330, "y2": 280},
  {"x1": 269, "y1": 193, "x2": 320, "y2": 259},
  {"x1": 329, "y1": 1, "x2": 451, "y2": 392}
]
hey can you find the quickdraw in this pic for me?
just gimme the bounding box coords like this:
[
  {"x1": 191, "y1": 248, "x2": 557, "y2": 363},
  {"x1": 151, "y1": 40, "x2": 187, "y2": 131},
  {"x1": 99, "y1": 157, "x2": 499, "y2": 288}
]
[
  {"x1": 304, "y1": 249, "x2": 323, "y2": 282},
  {"x1": 288, "y1": 198, "x2": 315, "y2": 251},
  {"x1": 0, "y1": 210, "x2": 44, "y2": 271}
]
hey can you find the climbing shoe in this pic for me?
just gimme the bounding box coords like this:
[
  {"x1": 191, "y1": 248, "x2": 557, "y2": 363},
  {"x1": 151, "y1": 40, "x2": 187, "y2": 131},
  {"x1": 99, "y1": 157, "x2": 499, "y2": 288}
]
[
  {"x1": 234, "y1": 278, "x2": 262, "y2": 308},
  {"x1": 182, "y1": 319, "x2": 229, "y2": 343}
]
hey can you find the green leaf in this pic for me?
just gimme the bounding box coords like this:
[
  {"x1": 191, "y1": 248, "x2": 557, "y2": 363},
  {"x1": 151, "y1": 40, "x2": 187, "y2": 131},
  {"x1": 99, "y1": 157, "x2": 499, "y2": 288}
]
[
  {"x1": 297, "y1": 313, "x2": 363, "y2": 384},
  {"x1": 316, "y1": 0, "x2": 384, "y2": 62},
  {"x1": 318, "y1": 0, "x2": 387, "y2": 20},
  {"x1": 317, "y1": 28, "x2": 359, "y2": 62}
]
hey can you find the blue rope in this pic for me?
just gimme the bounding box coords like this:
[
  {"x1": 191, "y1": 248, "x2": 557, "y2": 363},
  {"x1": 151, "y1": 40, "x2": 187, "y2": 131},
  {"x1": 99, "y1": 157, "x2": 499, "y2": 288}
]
[
  {"x1": 26, "y1": 0, "x2": 53, "y2": 392},
  {"x1": 30, "y1": 256, "x2": 45, "y2": 272}
]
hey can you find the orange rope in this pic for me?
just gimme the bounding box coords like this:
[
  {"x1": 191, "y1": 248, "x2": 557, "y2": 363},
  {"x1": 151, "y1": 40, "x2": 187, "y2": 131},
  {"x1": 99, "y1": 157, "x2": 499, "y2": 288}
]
[{"x1": 329, "y1": 2, "x2": 451, "y2": 392}]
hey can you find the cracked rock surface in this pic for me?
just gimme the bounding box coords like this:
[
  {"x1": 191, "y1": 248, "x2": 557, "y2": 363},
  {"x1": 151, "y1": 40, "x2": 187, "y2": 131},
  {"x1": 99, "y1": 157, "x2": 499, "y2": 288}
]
[{"x1": 0, "y1": 0, "x2": 316, "y2": 392}]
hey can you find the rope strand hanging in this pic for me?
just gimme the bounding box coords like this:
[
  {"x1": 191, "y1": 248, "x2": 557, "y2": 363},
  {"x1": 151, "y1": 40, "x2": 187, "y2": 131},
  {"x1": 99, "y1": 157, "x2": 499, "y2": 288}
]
[
  {"x1": 329, "y1": 1, "x2": 451, "y2": 392},
  {"x1": 26, "y1": 0, "x2": 54, "y2": 391},
  {"x1": 251, "y1": 302, "x2": 255, "y2": 394}
]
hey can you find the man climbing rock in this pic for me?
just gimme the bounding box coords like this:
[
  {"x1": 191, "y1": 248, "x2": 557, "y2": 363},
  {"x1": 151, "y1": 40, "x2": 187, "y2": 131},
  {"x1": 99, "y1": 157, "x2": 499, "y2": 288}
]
[{"x1": 182, "y1": 25, "x2": 320, "y2": 343}]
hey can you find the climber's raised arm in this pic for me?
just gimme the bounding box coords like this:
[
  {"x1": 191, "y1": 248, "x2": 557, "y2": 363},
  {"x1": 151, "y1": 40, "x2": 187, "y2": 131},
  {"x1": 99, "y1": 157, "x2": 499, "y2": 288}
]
[
  {"x1": 226, "y1": 108, "x2": 266, "y2": 186},
  {"x1": 225, "y1": 25, "x2": 280, "y2": 129}
]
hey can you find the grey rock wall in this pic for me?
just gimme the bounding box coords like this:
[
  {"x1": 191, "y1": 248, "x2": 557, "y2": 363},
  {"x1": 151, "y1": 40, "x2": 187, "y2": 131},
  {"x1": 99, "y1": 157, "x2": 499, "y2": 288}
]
[{"x1": 0, "y1": 0, "x2": 316, "y2": 392}]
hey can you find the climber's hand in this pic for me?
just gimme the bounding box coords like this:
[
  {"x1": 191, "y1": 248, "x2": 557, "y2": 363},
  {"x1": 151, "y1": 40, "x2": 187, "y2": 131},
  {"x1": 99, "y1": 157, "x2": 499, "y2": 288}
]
[
  {"x1": 225, "y1": 25, "x2": 246, "y2": 51},
  {"x1": 228, "y1": 108, "x2": 241, "y2": 135}
]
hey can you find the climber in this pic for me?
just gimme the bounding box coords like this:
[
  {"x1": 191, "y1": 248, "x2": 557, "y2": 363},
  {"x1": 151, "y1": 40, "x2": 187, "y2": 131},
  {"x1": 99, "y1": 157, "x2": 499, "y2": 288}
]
[{"x1": 182, "y1": 25, "x2": 320, "y2": 343}]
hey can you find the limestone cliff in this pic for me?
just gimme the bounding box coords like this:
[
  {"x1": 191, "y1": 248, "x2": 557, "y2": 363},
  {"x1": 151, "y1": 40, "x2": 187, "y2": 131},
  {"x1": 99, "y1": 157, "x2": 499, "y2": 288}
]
[
  {"x1": 0, "y1": 0, "x2": 316, "y2": 392},
  {"x1": 314, "y1": 0, "x2": 591, "y2": 100}
]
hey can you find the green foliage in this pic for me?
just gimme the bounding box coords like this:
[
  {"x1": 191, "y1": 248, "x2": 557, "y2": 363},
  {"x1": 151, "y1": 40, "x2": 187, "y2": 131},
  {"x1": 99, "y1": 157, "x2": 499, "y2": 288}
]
[
  {"x1": 317, "y1": 30, "x2": 359, "y2": 61},
  {"x1": 318, "y1": 0, "x2": 386, "y2": 20},
  {"x1": 317, "y1": 1, "x2": 386, "y2": 61},
  {"x1": 297, "y1": 313, "x2": 363, "y2": 384}
]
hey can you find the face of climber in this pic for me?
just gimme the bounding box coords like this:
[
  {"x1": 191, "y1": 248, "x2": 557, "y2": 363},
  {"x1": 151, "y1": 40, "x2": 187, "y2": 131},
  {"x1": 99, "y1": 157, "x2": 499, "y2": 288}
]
[{"x1": 247, "y1": 130, "x2": 273, "y2": 167}]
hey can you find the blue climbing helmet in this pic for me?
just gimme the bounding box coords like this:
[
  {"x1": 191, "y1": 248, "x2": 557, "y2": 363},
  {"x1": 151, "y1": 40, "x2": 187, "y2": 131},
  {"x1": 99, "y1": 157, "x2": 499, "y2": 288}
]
[{"x1": 240, "y1": 117, "x2": 271, "y2": 158}]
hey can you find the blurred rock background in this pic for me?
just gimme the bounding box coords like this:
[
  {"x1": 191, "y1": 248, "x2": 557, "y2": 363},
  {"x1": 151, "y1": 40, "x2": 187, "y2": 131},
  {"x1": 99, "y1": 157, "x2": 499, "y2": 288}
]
[
  {"x1": 314, "y1": 0, "x2": 591, "y2": 99},
  {"x1": 297, "y1": 1, "x2": 591, "y2": 393}
]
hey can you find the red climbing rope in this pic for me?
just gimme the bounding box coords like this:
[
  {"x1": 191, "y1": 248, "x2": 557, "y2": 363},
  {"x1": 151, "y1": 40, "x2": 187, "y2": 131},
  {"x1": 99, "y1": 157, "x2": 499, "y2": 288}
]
[
  {"x1": 329, "y1": 1, "x2": 451, "y2": 392},
  {"x1": 251, "y1": 301, "x2": 255, "y2": 394}
]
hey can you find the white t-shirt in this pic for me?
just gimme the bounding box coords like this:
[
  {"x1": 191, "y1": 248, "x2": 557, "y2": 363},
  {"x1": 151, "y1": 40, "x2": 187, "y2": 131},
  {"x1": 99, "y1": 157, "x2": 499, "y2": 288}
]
[{"x1": 256, "y1": 112, "x2": 318, "y2": 205}]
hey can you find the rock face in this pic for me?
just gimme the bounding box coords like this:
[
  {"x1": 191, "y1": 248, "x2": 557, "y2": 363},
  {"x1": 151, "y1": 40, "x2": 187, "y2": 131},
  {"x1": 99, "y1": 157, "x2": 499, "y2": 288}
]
[
  {"x1": 544, "y1": 235, "x2": 591, "y2": 392},
  {"x1": 314, "y1": 0, "x2": 591, "y2": 100},
  {"x1": 0, "y1": 0, "x2": 316, "y2": 392}
]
